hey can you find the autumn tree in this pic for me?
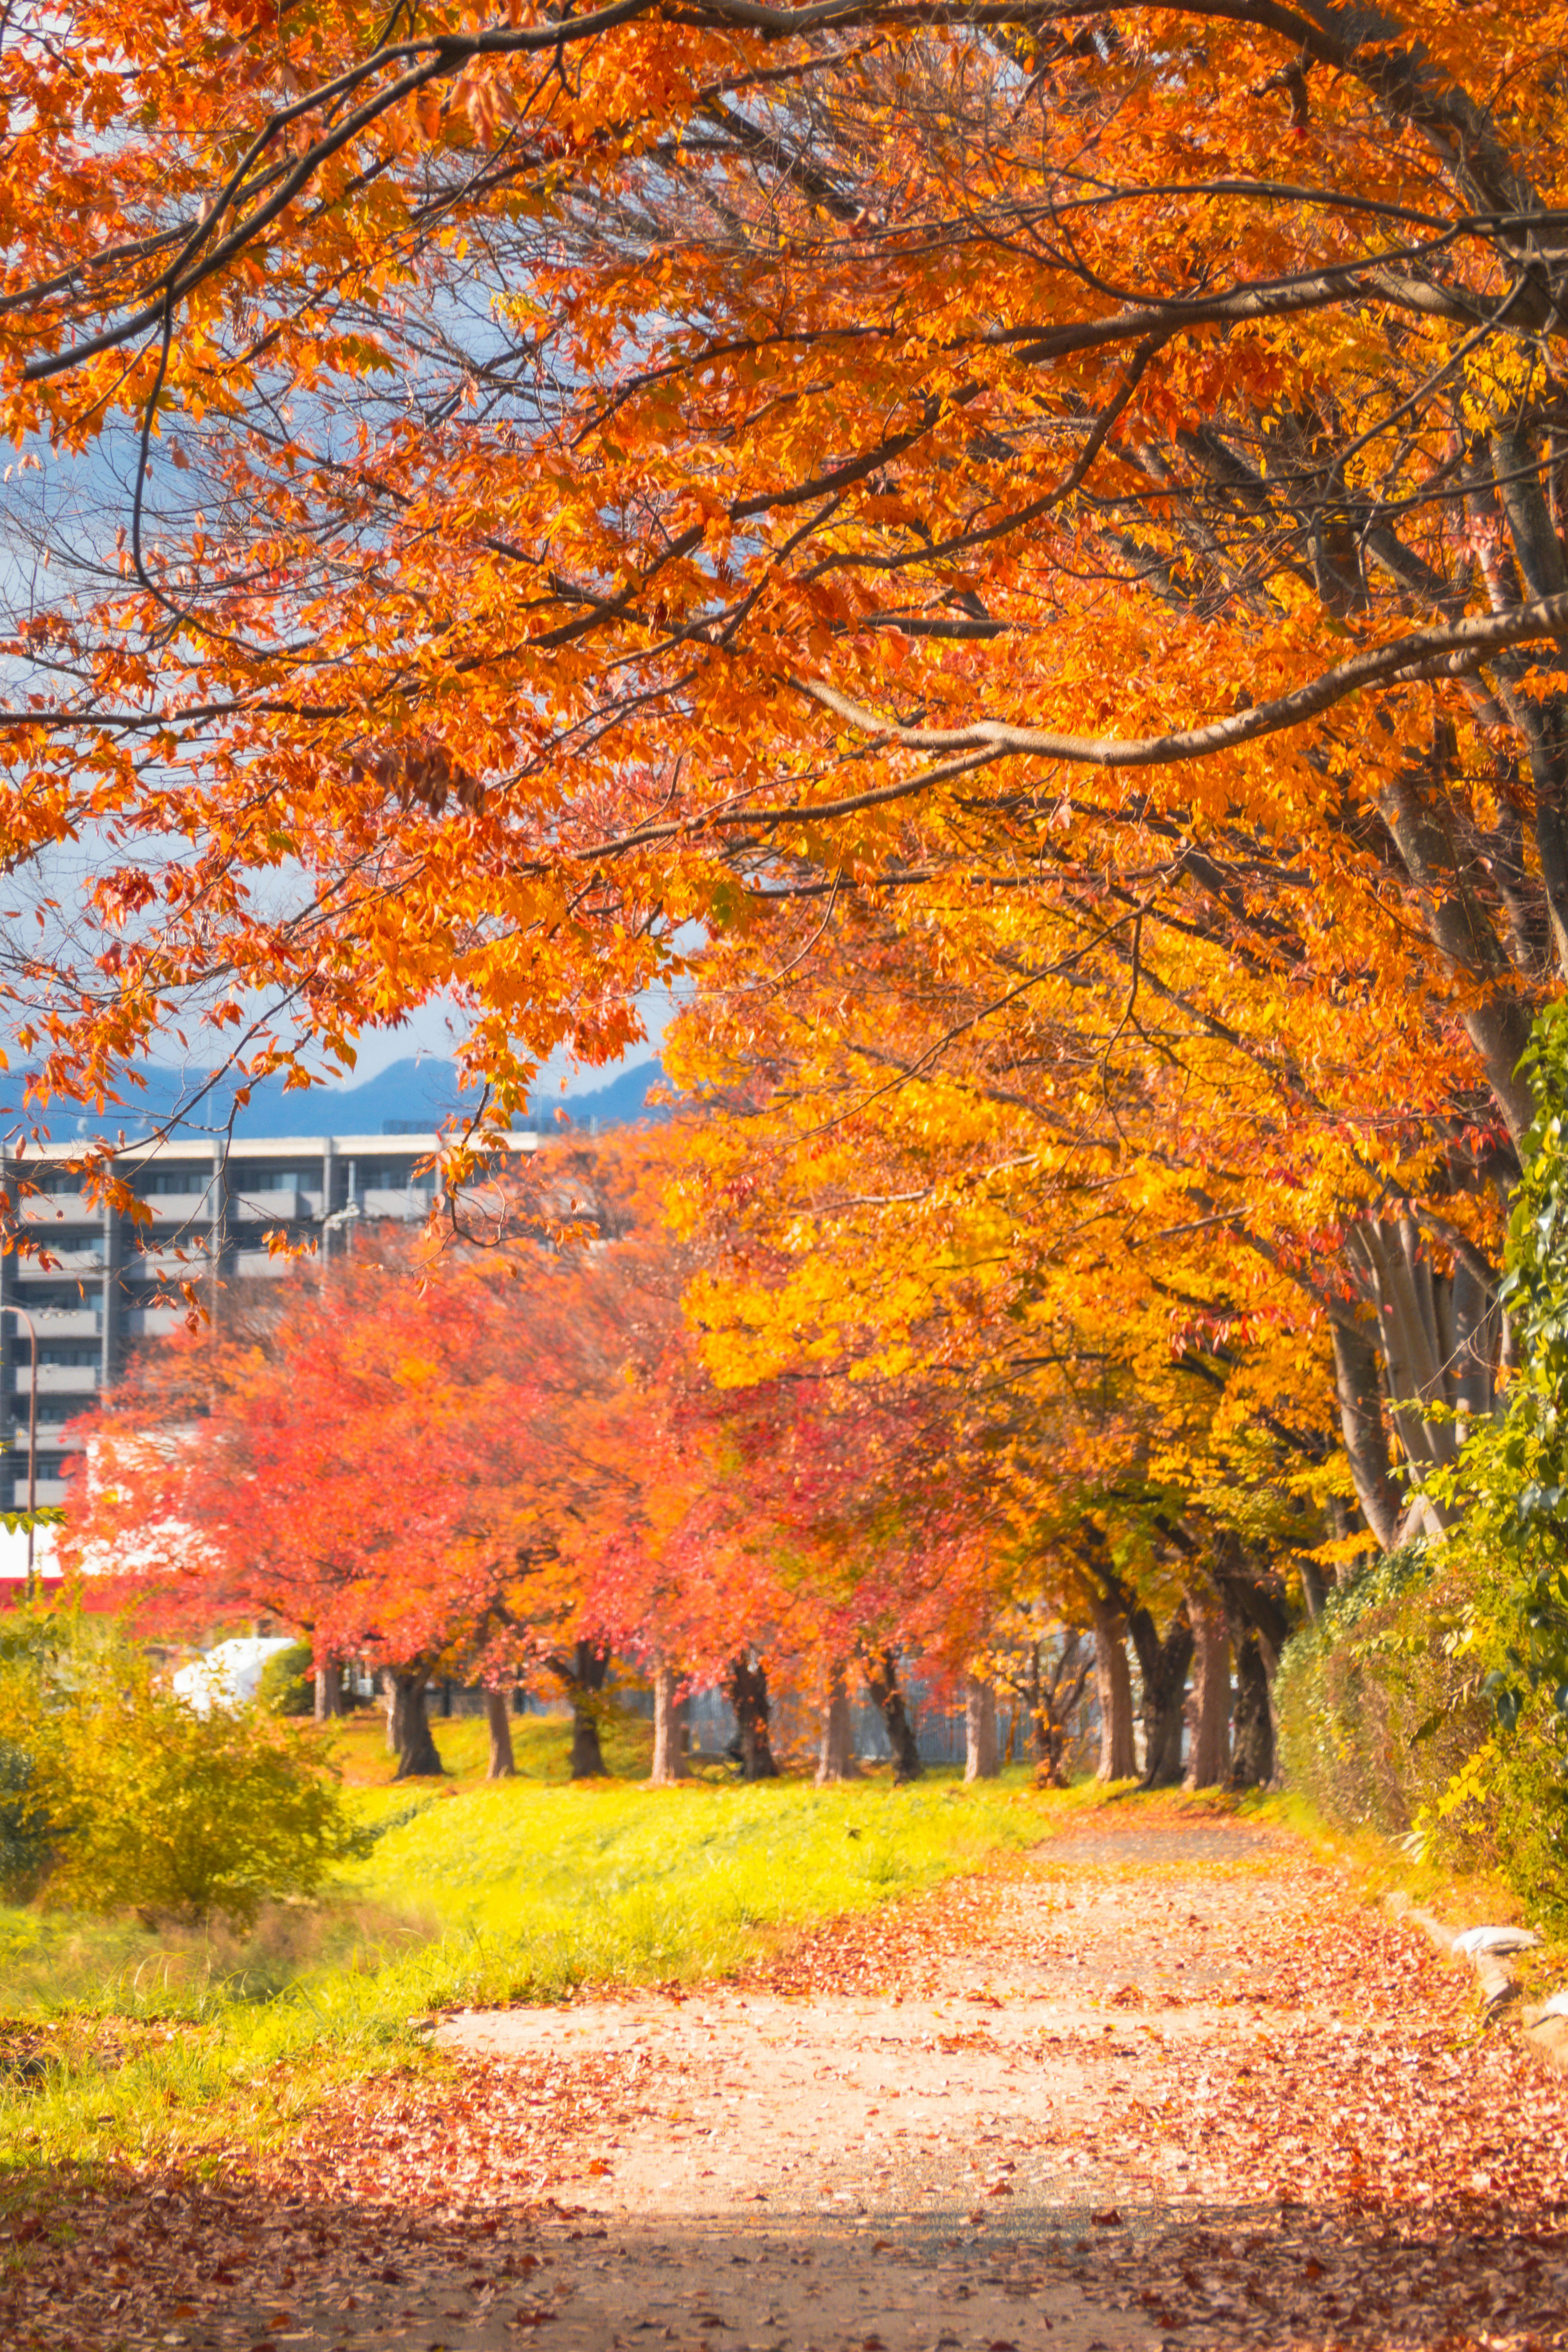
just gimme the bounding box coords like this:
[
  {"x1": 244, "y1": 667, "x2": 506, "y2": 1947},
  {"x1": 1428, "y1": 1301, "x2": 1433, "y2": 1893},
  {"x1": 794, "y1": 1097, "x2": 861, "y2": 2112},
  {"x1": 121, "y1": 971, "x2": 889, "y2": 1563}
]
[
  {"x1": 72, "y1": 1243, "x2": 642, "y2": 1776},
  {"x1": 11, "y1": 4, "x2": 1568, "y2": 1771},
  {"x1": 0, "y1": 8, "x2": 1561, "y2": 1239}
]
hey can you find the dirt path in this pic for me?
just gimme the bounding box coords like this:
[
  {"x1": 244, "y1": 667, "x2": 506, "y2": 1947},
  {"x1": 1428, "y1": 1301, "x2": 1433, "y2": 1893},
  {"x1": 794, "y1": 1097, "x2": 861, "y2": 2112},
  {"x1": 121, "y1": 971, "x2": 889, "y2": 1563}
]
[{"x1": 8, "y1": 1802, "x2": 1568, "y2": 2350}]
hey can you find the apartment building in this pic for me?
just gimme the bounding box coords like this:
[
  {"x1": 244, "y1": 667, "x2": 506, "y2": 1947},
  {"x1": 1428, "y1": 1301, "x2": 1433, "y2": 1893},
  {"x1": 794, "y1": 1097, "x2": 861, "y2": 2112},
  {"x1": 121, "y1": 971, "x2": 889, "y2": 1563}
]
[{"x1": 0, "y1": 1131, "x2": 539, "y2": 1508}]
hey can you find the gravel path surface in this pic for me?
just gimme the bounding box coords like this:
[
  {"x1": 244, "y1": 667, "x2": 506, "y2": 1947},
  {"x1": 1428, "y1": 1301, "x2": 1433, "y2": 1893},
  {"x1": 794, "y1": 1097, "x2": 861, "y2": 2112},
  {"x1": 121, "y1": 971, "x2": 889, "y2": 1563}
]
[{"x1": 8, "y1": 1799, "x2": 1568, "y2": 2350}]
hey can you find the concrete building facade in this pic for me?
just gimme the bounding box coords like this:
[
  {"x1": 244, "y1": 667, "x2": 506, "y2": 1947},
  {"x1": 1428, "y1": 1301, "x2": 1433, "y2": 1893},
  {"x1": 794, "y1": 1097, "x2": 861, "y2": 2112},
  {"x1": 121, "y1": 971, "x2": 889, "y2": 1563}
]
[{"x1": 0, "y1": 1132, "x2": 537, "y2": 1507}]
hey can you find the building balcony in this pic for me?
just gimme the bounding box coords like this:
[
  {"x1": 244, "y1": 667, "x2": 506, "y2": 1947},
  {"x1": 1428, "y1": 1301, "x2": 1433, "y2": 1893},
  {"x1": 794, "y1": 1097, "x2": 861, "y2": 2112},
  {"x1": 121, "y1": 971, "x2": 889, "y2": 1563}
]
[
  {"x1": 8, "y1": 1425, "x2": 88, "y2": 1452},
  {"x1": 24, "y1": 1310, "x2": 99, "y2": 1338},
  {"x1": 125, "y1": 1246, "x2": 210, "y2": 1281},
  {"x1": 9, "y1": 1478, "x2": 72, "y2": 1507},
  {"x1": 12, "y1": 1247, "x2": 103, "y2": 1276},
  {"x1": 362, "y1": 1186, "x2": 435, "y2": 1221},
  {"x1": 12, "y1": 1365, "x2": 98, "y2": 1395},
  {"x1": 228, "y1": 1188, "x2": 303, "y2": 1223},
  {"x1": 125, "y1": 1306, "x2": 186, "y2": 1338},
  {"x1": 139, "y1": 1190, "x2": 217, "y2": 1225},
  {"x1": 18, "y1": 1192, "x2": 93, "y2": 1224},
  {"x1": 232, "y1": 1249, "x2": 298, "y2": 1280}
]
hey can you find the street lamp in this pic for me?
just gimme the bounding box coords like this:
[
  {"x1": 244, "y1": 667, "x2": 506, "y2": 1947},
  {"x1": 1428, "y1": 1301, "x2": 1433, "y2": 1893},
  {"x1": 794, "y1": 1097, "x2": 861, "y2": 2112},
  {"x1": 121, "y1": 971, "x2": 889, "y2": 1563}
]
[
  {"x1": 318, "y1": 1198, "x2": 360, "y2": 1279},
  {"x1": 2, "y1": 1302, "x2": 40, "y2": 1597}
]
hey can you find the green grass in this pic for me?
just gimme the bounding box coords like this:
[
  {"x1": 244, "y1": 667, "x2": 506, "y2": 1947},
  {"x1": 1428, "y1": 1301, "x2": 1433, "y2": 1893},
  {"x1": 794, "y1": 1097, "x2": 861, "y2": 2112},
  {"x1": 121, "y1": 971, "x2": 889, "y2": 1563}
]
[{"x1": 0, "y1": 1711, "x2": 1062, "y2": 2182}]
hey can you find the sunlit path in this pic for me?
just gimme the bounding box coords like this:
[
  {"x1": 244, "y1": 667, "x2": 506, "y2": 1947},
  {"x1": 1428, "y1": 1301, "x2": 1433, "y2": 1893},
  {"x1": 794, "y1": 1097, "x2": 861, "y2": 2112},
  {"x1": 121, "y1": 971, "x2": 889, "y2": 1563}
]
[{"x1": 9, "y1": 1805, "x2": 1566, "y2": 2351}]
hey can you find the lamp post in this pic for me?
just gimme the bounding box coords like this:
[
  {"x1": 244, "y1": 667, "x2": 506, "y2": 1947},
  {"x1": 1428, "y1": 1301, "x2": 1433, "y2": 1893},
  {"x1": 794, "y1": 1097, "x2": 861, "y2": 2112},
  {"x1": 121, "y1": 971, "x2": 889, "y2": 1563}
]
[
  {"x1": 2, "y1": 1301, "x2": 40, "y2": 1597},
  {"x1": 318, "y1": 1198, "x2": 360, "y2": 1281}
]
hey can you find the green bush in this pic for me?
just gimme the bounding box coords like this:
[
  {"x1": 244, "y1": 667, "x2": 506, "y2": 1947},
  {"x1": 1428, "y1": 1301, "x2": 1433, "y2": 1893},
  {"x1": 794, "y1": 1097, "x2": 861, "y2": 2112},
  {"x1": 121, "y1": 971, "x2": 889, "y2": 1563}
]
[
  {"x1": 1275, "y1": 1004, "x2": 1568, "y2": 1929},
  {"x1": 1276, "y1": 1542, "x2": 1494, "y2": 1858},
  {"x1": 0, "y1": 1626, "x2": 367, "y2": 1927},
  {"x1": 258, "y1": 1642, "x2": 315, "y2": 1717},
  {"x1": 0, "y1": 1735, "x2": 48, "y2": 1891}
]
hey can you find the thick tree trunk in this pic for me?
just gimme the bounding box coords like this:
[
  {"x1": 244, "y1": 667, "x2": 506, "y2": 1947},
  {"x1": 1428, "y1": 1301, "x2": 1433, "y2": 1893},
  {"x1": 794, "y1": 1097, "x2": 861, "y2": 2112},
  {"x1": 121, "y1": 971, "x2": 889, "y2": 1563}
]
[
  {"x1": 1374, "y1": 769, "x2": 1537, "y2": 1147},
  {"x1": 815, "y1": 1667, "x2": 860, "y2": 1784},
  {"x1": 964, "y1": 1677, "x2": 999, "y2": 1781},
  {"x1": 1183, "y1": 1602, "x2": 1231, "y2": 1791},
  {"x1": 650, "y1": 1663, "x2": 687, "y2": 1786},
  {"x1": 390, "y1": 1671, "x2": 445, "y2": 1780},
  {"x1": 543, "y1": 1641, "x2": 610, "y2": 1777},
  {"x1": 313, "y1": 1661, "x2": 343, "y2": 1724},
  {"x1": 1451, "y1": 1256, "x2": 1497, "y2": 1428},
  {"x1": 1331, "y1": 1314, "x2": 1403, "y2": 1550},
  {"x1": 1226, "y1": 1633, "x2": 1274, "y2": 1789},
  {"x1": 863, "y1": 1650, "x2": 922, "y2": 1782},
  {"x1": 1091, "y1": 1602, "x2": 1138, "y2": 1781},
  {"x1": 570, "y1": 1709, "x2": 605, "y2": 1776},
  {"x1": 726, "y1": 1655, "x2": 779, "y2": 1780},
  {"x1": 568, "y1": 1642, "x2": 608, "y2": 1778},
  {"x1": 1303, "y1": 1508, "x2": 1345, "y2": 1619},
  {"x1": 1361, "y1": 1220, "x2": 1461, "y2": 1477},
  {"x1": 1128, "y1": 1604, "x2": 1193, "y2": 1787},
  {"x1": 485, "y1": 1689, "x2": 516, "y2": 1780}
]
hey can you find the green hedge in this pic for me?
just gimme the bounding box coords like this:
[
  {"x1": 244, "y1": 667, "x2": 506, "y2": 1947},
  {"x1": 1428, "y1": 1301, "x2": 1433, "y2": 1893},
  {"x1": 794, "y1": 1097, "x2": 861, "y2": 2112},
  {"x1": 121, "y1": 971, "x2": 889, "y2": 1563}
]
[
  {"x1": 1275, "y1": 1542, "x2": 1494, "y2": 1858},
  {"x1": 258, "y1": 1642, "x2": 315, "y2": 1717}
]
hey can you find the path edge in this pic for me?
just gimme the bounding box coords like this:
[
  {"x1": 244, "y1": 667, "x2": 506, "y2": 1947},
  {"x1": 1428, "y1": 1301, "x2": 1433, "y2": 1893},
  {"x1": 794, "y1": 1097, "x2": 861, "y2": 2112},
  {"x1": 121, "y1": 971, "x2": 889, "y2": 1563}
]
[{"x1": 1385, "y1": 1891, "x2": 1568, "y2": 2076}]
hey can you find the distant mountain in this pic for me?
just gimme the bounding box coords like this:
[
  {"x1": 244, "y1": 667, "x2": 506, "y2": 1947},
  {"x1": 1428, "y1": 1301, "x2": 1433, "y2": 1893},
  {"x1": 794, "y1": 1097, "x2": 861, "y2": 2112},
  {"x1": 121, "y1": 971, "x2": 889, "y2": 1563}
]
[
  {"x1": 541, "y1": 1062, "x2": 673, "y2": 1132},
  {"x1": 14, "y1": 1056, "x2": 671, "y2": 1143}
]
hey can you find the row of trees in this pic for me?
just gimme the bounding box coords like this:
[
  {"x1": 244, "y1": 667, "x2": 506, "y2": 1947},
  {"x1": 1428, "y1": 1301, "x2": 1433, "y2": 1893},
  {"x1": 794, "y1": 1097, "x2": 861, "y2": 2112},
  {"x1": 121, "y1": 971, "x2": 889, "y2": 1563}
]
[
  {"x1": 9, "y1": 2, "x2": 1568, "y2": 1817},
  {"x1": 69, "y1": 1130, "x2": 1291, "y2": 1793}
]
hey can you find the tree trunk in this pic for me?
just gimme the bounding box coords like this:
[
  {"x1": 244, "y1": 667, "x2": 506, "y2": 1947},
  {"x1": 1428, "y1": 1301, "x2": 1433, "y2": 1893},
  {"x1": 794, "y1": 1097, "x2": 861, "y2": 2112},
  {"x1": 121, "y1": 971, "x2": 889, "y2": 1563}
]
[
  {"x1": 650, "y1": 1663, "x2": 687, "y2": 1786},
  {"x1": 1451, "y1": 1256, "x2": 1497, "y2": 1428},
  {"x1": 964, "y1": 1677, "x2": 999, "y2": 1781},
  {"x1": 543, "y1": 1641, "x2": 610, "y2": 1777},
  {"x1": 815, "y1": 1667, "x2": 860, "y2": 1784},
  {"x1": 1183, "y1": 1602, "x2": 1231, "y2": 1791},
  {"x1": 1091, "y1": 1602, "x2": 1137, "y2": 1782},
  {"x1": 1331, "y1": 1314, "x2": 1403, "y2": 1550},
  {"x1": 1301, "y1": 1530, "x2": 1332, "y2": 1620},
  {"x1": 568, "y1": 1641, "x2": 608, "y2": 1778},
  {"x1": 1033, "y1": 1630, "x2": 1091, "y2": 1787},
  {"x1": 382, "y1": 1670, "x2": 397, "y2": 1755},
  {"x1": 726, "y1": 1655, "x2": 779, "y2": 1780},
  {"x1": 485, "y1": 1689, "x2": 516, "y2": 1780},
  {"x1": 313, "y1": 1661, "x2": 343, "y2": 1724},
  {"x1": 1226, "y1": 1633, "x2": 1274, "y2": 1789},
  {"x1": 390, "y1": 1671, "x2": 445, "y2": 1780},
  {"x1": 1128, "y1": 1604, "x2": 1193, "y2": 1787},
  {"x1": 863, "y1": 1650, "x2": 922, "y2": 1782}
]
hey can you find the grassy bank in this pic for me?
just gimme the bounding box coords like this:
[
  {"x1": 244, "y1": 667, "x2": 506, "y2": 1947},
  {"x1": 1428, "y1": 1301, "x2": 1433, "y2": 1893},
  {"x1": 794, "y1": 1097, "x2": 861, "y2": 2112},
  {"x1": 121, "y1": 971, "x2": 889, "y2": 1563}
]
[{"x1": 1, "y1": 1721, "x2": 1059, "y2": 2180}]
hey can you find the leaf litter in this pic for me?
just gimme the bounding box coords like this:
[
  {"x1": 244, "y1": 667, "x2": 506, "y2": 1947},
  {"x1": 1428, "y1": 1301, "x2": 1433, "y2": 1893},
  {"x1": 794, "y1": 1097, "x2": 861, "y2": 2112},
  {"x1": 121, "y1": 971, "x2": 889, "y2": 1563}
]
[{"x1": 2, "y1": 1802, "x2": 1567, "y2": 2348}]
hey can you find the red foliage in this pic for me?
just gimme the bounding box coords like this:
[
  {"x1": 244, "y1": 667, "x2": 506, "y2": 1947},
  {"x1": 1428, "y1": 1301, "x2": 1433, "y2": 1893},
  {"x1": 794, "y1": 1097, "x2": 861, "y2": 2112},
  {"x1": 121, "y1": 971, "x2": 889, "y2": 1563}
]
[{"x1": 70, "y1": 1142, "x2": 1006, "y2": 1714}]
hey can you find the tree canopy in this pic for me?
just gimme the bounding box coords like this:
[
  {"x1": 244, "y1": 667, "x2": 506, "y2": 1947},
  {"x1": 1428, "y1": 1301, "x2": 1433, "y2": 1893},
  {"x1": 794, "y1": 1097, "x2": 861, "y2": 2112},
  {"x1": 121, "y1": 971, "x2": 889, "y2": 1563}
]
[{"x1": 9, "y1": 1, "x2": 1568, "y2": 1593}]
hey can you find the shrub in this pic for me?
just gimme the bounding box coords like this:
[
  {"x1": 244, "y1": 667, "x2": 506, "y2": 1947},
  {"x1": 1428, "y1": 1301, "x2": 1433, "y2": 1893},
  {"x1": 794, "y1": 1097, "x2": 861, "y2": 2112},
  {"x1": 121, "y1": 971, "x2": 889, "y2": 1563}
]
[
  {"x1": 0, "y1": 1627, "x2": 366, "y2": 1927},
  {"x1": 1275, "y1": 1543, "x2": 1494, "y2": 1860},
  {"x1": 257, "y1": 1641, "x2": 315, "y2": 1717},
  {"x1": 1276, "y1": 1005, "x2": 1568, "y2": 1929},
  {"x1": 0, "y1": 1736, "x2": 48, "y2": 1892}
]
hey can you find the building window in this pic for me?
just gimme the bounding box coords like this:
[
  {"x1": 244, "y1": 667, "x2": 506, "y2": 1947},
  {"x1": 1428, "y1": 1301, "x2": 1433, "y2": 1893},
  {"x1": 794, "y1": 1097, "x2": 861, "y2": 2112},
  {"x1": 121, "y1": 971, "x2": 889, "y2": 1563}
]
[
  {"x1": 139, "y1": 1169, "x2": 209, "y2": 1196},
  {"x1": 235, "y1": 1168, "x2": 311, "y2": 1192},
  {"x1": 18, "y1": 1168, "x2": 84, "y2": 1196},
  {"x1": 360, "y1": 1163, "x2": 434, "y2": 1192}
]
